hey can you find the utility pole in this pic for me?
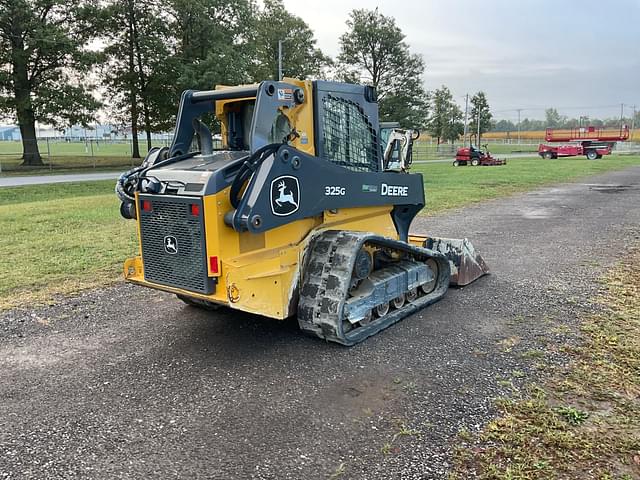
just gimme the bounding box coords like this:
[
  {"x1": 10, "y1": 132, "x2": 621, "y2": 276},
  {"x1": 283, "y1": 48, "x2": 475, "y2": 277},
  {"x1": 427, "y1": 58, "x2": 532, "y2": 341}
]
[
  {"x1": 462, "y1": 94, "x2": 469, "y2": 145},
  {"x1": 620, "y1": 103, "x2": 624, "y2": 123},
  {"x1": 516, "y1": 108, "x2": 522, "y2": 145},
  {"x1": 278, "y1": 40, "x2": 283, "y2": 81}
]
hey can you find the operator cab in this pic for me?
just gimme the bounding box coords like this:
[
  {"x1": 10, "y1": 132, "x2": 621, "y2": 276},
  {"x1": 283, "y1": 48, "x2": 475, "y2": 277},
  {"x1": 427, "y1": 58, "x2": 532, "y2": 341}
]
[
  {"x1": 118, "y1": 79, "x2": 383, "y2": 205},
  {"x1": 222, "y1": 100, "x2": 293, "y2": 151},
  {"x1": 165, "y1": 79, "x2": 382, "y2": 172}
]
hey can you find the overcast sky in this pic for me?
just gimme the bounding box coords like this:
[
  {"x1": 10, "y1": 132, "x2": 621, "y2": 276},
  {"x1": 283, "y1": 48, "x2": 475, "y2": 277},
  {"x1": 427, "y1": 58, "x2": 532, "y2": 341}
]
[{"x1": 282, "y1": 0, "x2": 640, "y2": 121}]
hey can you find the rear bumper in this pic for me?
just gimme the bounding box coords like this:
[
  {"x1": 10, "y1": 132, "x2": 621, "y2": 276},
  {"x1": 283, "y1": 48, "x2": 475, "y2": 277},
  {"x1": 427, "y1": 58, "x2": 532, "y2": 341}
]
[
  {"x1": 123, "y1": 256, "x2": 225, "y2": 304},
  {"x1": 123, "y1": 255, "x2": 296, "y2": 319}
]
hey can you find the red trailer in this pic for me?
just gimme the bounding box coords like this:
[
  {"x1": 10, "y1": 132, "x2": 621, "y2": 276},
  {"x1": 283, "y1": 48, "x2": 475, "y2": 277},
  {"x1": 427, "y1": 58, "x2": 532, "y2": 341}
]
[{"x1": 538, "y1": 125, "x2": 629, "y2": 160}]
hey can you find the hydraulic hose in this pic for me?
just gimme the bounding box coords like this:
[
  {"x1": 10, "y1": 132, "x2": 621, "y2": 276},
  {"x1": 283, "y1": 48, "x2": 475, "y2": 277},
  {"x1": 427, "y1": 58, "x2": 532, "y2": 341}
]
[
  {"x1": 229, "y1": 143, "x2": 283, "y2": 209},
  {"x1": 117, "y1": 142, "x2": 283, "y2": 218},
  {"x1": 115, "y1": 149, "x2": 199, "y2": 203}
]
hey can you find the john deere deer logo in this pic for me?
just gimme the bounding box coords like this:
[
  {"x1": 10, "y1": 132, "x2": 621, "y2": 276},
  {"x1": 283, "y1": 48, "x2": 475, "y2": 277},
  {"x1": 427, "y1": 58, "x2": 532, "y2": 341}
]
[
  {"x1": 164, "y1": 235, "x2": 178, "y2": 254},
  {"x1": 270, "y1": 175, "x2": 300, "y2": 216}
]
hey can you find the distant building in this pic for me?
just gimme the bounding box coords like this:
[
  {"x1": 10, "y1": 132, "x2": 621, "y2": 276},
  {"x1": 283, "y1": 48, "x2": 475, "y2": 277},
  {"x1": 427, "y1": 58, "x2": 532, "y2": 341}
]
[
  {"x1": 0, "y1": 126, "x2": 20, "y2": 140},
  {"x1": 0, "y1": 123, "x2": 172, "y2": 141}
]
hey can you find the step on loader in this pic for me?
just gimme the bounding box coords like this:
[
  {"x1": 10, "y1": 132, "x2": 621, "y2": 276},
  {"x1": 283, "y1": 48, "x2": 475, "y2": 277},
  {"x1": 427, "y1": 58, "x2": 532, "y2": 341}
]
[{"x1": 116, "y1": 79, "x2": 488, "y2": 345}]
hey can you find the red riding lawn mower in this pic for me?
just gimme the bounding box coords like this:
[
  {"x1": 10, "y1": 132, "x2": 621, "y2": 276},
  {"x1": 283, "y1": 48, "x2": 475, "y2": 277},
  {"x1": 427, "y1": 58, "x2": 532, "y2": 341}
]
[{"x1": 453, "y1": 144, "x2": 506, "y2": 167}]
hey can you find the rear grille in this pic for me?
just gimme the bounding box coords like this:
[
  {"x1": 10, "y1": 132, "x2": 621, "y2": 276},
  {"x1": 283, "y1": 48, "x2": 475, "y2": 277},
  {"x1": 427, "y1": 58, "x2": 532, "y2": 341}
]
[{"x1": 138, "y1": 195, "x2": 214, "y2": 294}]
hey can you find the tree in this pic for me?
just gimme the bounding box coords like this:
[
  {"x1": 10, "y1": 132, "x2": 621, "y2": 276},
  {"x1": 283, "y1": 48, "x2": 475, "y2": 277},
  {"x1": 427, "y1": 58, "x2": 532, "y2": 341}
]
[
  {"x1": 493, "y1": 119, "x2": 516, "y2": 132},
  {"x1": 337, "y1": 8, "x2": 428, "y2": 127},
  {"x1": 545, "y1": 108, "x2": 565, "y2": 128},
  {"x1": 102, "y1": 0, "x2": 175, "y2": 157},
  {"x1": 426, "y1": 86, "x2": 461, "y2": 145},
  {"x1": 170, "y1": 0, "x2": 255, "y2": 91},
  {"x1": 0, "y1": 0, "x2": 101, "y2": 165},
  {"x1": 518, "y1": 118, "x2": 545, "y2": 131},
  {"x1": 470, "y1": 91, "x2": 492, "y2": 144},
  {"x1": 250, "y1": 0, "x2": 330, "y2": 82},
  {"x1": 443, "y1": 103, "x2": 464, "y2": 144},
  {"x1": 102, "y1": 0, "x2": 258, "y2": 156}
]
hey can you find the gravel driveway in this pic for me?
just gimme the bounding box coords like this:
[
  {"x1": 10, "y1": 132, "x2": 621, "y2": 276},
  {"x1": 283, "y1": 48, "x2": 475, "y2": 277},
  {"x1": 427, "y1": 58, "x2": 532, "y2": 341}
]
[{"x1": 1, "y1": 166, "x2": 639, "y2": 479}]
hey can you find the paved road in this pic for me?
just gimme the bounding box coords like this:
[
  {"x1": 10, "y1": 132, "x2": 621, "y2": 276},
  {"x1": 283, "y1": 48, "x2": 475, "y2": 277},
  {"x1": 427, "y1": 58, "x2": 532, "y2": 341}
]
[
  {"x1": 0, "y1": 172, "x2": 120, "y2": 187},
  {"x1": 1, "y1": 167, "x2": 639, "y2": 479}
]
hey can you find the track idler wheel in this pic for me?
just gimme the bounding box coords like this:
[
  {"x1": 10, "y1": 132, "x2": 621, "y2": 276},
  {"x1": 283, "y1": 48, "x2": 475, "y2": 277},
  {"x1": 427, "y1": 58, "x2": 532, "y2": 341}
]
[
  {"x1": 375, "y1": 302, "x2": 390, "y2": 317},
  {"x1": 392, "y1": 294, "x2": 405, "y2": 309},
  {"x1": 297, "y1": 231, "x2": 452, "y2": 346},
  {"x1": 420, "y1": 259, "x2": 439, "y2": 294}
]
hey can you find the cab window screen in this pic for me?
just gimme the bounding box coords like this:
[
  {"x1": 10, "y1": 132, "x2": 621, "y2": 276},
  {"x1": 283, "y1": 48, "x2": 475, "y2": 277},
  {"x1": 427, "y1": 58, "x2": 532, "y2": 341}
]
[{"x1": 320, "y1": 95, "x2": 379, "y2": 172}]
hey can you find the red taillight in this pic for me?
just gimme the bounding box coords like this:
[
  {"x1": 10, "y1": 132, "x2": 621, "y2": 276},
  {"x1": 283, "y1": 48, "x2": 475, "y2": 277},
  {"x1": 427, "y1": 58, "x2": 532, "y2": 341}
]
[
  {"x1": 142, "y1": 200, "x2": 152, "y2": 211},
  {"x1": 209, "y1": 256, "x2": 219, "y2": 274},
  {"x1": 190, "y1": 204, "x2": 200, "y2": 216}
]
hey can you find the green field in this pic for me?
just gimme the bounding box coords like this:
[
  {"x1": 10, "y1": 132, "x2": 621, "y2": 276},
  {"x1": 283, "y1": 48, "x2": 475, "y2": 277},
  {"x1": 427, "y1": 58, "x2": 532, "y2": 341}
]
[
  {"x1": 0, "y1": 139, "x2": 541, "y2": 175},
  {"x1": 1, "y1": 155, "x2": 639, "y2": 309},
  {"x1": 0, "y1": 181, "x2": 138, "y2": 308},
  {"x1": 413, "y1": 141, "x2": 539, "y2": 155},
  {"x1": 0, "y1": 139, "x2": 174, "y2": 175},
  {"x1": 416, "y1": 154, "x2": 640, "y2": 212},
  {"x1": 0, "y1": 140, "x2": 166, "y2": 175},
  {"x1": 0, "y1": 139, "x2": 537, "y2": 157},
  {"x1": 0, "y1": 139, "x2": 170, "y2": 157},
  {"x1": 0, "y1": 155, "x2": 138, "y2": 175}
]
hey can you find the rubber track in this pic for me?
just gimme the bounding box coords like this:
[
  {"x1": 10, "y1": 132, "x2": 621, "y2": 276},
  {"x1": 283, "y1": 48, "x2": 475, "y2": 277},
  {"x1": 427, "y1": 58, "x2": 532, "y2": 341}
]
[{"x1": 298, "y1": 230, "x2": 451, "y2": 346}]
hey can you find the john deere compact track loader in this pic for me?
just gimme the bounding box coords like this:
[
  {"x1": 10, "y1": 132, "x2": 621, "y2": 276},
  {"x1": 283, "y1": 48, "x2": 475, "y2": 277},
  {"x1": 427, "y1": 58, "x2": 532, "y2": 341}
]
[{"x1": 116, "y1": 79, "x2": 488, "y2": 345}]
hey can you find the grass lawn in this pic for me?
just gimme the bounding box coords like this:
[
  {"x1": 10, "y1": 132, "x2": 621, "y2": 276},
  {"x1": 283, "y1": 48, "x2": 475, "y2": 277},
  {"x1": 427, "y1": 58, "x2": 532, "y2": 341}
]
[
  {"x1": 415, "y1": 154, "x2": 640, "y2": 213},
  {"x1": 0, "y1": 140, "x2": 539, "y2": 174},
  {"x1": 0, "y1": 140, "x2": 169, "y2": 175},
  {"x1": 0, "y1": 139, "x2": 170, "y2": 157},
  {"x1": 451, "y1": 250, "x2": 640, "y2": 479},
  {"x1": 483, "y1": 143, "x2": 539, "y2": 154},
  {"x1": 0, "y1": 180, "x2": 138, "y2": 309},
  {"x1": 411, "y1": 141, "x2": 539, "y2": 159},
  {"x1": 0, "y1": 155, "x2": 639, "y2": 309},
  {"x1": 0, "y1": 155, "x2": 136, "y2": 175}
]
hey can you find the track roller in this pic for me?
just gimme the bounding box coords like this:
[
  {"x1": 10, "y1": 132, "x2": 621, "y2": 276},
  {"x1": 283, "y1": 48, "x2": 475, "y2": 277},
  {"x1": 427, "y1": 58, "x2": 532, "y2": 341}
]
[{"x1": 298, "y1": 231, "x2": 451, "y2": 346}]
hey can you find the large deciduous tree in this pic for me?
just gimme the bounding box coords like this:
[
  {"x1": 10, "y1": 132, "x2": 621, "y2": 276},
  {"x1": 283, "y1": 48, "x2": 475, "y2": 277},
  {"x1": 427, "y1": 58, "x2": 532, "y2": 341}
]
[
  {"x1": 470, "y1": 91, "x2": 492, "y2": 144},
  {"x1": 102, "y1": 0, "x2": 255, "y2": 156},
  {"x1": 426, "y1": 86, "x2": 461, "y2": 146},
  {"x1": 545, "y1": 107, "x2": 565, "y2": 128},
  {"x1": 102, "y1": 0, "x2": 176, "y2": 158},
  {"x1": 337, "y1": 8, "x2": 428, "y2": 127},
  {"x1": 0, "y1": 0, "x2": 100, "y2": 165},
  {"x1": 170, "y1": 0, "x2": 254, "y2": 91},
  {"x1": 250, "y1": 0, "x2": 330, "y2": 81}
]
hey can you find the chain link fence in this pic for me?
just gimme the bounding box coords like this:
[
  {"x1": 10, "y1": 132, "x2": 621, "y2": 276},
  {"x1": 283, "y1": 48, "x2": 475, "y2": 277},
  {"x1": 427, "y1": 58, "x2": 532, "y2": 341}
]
[
  {"x1": 1, "y1": 136, "x2": 639, "y2": 174},
  {"x1": 0, "y1": 137, "x2": 176, "y2": 173}
]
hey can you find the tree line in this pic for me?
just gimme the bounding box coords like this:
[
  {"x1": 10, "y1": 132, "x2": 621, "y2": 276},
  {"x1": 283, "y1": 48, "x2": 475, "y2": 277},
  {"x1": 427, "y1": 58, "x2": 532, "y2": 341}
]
[
  {"x1": 492, "y1": 108, "x2": 639, "y2": 133},
  {"x1": 1, "y1": 1, "x2": 492, "y2": 165}
]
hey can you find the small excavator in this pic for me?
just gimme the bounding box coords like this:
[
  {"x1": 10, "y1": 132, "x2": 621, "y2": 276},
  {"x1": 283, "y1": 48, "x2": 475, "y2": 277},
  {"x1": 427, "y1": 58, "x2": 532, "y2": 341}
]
[{"x1": 116, "y1": 78, "x2": 488, "y2": 346}]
